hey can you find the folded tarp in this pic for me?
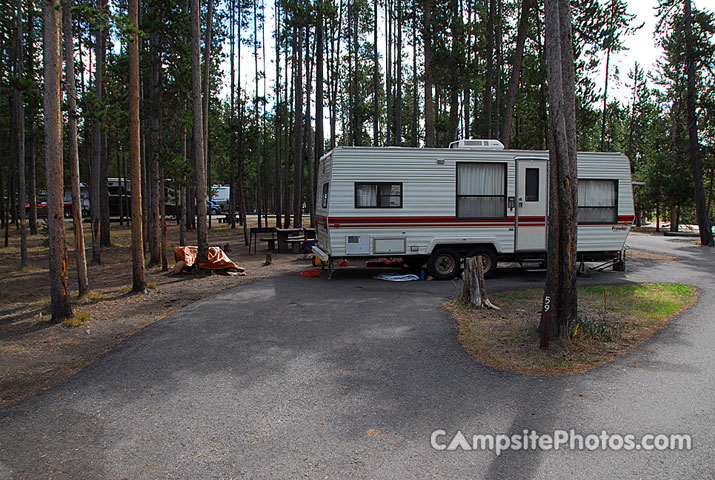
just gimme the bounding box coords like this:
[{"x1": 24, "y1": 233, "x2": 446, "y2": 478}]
[{"x1": 173, "y1": 246, "x2": 246, "y2": 276}]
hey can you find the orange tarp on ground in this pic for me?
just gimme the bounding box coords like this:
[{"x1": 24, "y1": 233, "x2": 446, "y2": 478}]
[{"x1": 173, "y1": 246, "x2": 246, "y2": 276}]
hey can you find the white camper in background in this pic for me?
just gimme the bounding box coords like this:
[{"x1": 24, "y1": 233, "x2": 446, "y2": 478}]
[{"x1": 312, "y1": 140, "x2": 634, "y2": 279}]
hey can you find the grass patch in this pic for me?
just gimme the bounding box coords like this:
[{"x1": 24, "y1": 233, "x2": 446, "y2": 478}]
[
  {"x1": 448, "y1": 283, "x2": 697, "y2": 376},
  {"x1": 119, "y1": 285, "x2": 131, "y2": 294},
  {"x1": 62, "y1": 311, "x2": 91, "y2": 328},
  {"x1": 74, "y1": 291, "x2": 104, "y2": 305},
  {"x1": 147, "y1": 282, "x2": 161, "y2": 293}
]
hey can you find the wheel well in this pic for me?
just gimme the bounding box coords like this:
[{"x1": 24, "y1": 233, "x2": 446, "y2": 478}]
[{"x1": 429, "y1": 243, "x2": 497, "y2": 257}]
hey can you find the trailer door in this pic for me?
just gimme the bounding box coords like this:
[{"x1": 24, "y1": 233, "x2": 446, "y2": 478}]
[{"x1": 515, "y1": 159, "x2": 548, "y2": 251}]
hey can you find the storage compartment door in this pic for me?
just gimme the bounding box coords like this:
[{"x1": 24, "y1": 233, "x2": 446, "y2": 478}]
[{"x1": 373, "y1": 238, "x2": 406, "y2": 254}]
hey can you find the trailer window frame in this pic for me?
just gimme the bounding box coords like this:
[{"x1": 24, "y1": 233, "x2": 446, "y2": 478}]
[
  {"x1": 321, "y1": 183, "x2": 329, "y2": 208},
  {"x1": 456, "y1": 162, "x2": 508, "y2": 219},
  {"x1": 354, "y1": 182, "x2": 403, "y2": 209},
  {"x1": 577, "y1": 179, "x2": 619, "y2": 224}
]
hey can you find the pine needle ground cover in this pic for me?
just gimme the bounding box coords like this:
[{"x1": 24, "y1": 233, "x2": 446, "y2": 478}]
[{"x1": 447, "y1": 283, "x2": 697, "y2": 376}]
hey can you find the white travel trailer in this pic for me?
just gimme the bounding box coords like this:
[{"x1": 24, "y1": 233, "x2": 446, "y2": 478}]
[{"x1": 312, "y1": 140, "x2": 634, "y2": 279}]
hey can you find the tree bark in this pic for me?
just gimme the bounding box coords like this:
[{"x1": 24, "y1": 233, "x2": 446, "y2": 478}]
[
  {"x1": 90, "y1": 0, "x2": 105, "y2": 263},
  {"x1": 26, "y1": 2, "x2": 38, "y2": 236},
  {"x1": 292, "y1": 25, "x2": 304, "y2": 228},
  {"x1": 483, "y1": 0, "x2": 495, "y2": 138},
  {"x1": 395, "y1": 0, "x2": 403, "y2": 145},
  {"x1": 128, "y1": 0, "x2": 147, "y2": 293},
  {"x1": 461, "y1": 256, "x2": 499, "y2": 309},
  {"x1": 423, "y1": 0, "x2": 435, "y2": 147},
  {"x1": 501, "y1": 0, "x2": 533, "y2": 148},
  {"x1": 190, "y1": 0, "x2": 209, "y2": 263},
  {"x1": 541, "y1": 0, "x2": 579, "y2": 345},
  {"x1": 147, "y1": 2, "x2": 163, "y2": 266},
  {"x1": 273, "y1": 0, "x2": 283, "y2": 228},
  {"x1": 160, "y1": 167, "x2": 168, "y2": 271},
  {"x1": 411, "y1": 6, "x2": 418, "y2": 147},
  {"x1": 14, "y1": 0, "x2": 27, "y2": 267},
  {"x1": 684, "y1": 0, "x2": 714, "y2": 246},
  {"x1": 373, "y1": 0, "x2": 379, "y2": 145},
  {"x1": 63, "y1": 0, "x2": 89, "y2": 297},
  {"x1": 43, "y1": 0, "x2": 73, "y2": 321}
]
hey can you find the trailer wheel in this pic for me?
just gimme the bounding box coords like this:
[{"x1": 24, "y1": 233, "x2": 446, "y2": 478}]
[
  {"x1": 465, "y1": 247, "x2": 497, "y2": 278},
  {"x1": 427, "y1": 248, "x2": 461, "y2": 280},
  {"x1": 402, "y1": 255, "x2": 427, "y2": 269}
]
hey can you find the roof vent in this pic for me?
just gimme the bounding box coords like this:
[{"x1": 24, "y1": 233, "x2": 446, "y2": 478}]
[{"x1": 449, "y1": 139, "x2": 505, "y2": 150}]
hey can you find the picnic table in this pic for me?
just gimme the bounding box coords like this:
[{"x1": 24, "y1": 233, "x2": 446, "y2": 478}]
[
  {"x1": 249, "y1": 227, "x2": 277, "y2": 254},
  {"x1": 276, "y1": 228, "x2": 303, "y2": 253}
]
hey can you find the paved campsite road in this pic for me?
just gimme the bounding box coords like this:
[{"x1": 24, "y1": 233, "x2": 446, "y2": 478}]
[{"x1": 1, "y1": 233, "x2": 713, "y2": 479}]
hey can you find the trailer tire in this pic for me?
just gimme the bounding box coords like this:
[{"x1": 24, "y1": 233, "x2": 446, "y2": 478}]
[
  {"x1": 465, "y1": 247, "x2": 497, "y2": 278},
  {"x1": 402, "y1": 255, "x2": 427, "y2": 269},
  {"x1": 427, "y1": 248, "x2": 461, "y2": 280}
]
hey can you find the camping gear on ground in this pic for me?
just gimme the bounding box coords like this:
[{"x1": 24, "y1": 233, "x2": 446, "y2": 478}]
[{"x1": 173, "y1": 246, "x2": 246, "y2": 276}]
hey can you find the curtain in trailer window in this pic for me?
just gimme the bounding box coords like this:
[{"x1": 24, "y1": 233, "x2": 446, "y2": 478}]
[
  {"x1": 578, "y1": 180, "x2": 617, "y2": 223},
  {"x1": 356, "y1": 184, "x2": 378, "y2": 207},
  {"x1": 457, "y1": 163, "x2": 506, "y2": 218}
]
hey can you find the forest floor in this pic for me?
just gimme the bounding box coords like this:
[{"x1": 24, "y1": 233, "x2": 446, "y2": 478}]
[{"x1": 0, "y1": 217, "x2": 314, "y2": 410}]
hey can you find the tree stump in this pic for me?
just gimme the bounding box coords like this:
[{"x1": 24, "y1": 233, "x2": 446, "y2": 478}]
[{"x1": 461, "y1": 256, "x2": 500, "y2": 310}]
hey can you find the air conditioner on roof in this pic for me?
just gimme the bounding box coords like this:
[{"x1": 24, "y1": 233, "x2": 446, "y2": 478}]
[{"x1": 449, "y1": 139, "x2": 505, "y2": 150}]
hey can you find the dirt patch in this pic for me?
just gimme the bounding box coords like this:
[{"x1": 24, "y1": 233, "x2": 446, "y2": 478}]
[
  {"x1": 625, "y1": 248, "x2": 682, "y2": 263},
  {"x1": 0, "y1": 220, "x2": 315, "y2": 409},
  {"x1": 447, "y1": 283, "x2": 697, "y2": 376}
]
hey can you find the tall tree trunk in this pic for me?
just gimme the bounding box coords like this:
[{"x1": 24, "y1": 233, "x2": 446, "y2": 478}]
[
  {"x1": 541, "y1": 0, "x2": 579, "y2": 345},
  {"x1": 180, "y1": 125, "x2": 187, "y2": 246},
  {"x1": 160, "y1": 167, "x2": 168, "y2": 271},
  {"x1": 501, "y1": 0, "x2": 533, "y2": 148},
  {"x1": 386, "y1": 0, "x2": 393, "y2": 145},
  {"x1": 411, "y1": 6, "x2": 418, "y2": 147},
  {"x1": 315, "y1": 4, "x2": 325, "y2": 163},
  {"x1": 128, "y1": 0, "x2": 147, "y2": 293},
  {"x1": 273, "y1": 0, "x2": 283, "y2": 228},
  {"x1": 26, "y1": 1, "x2": 38, "y2": 236},
  {"x1": 599, "y1": 44, "x2": 612, "y2": 151},
  {"x1": 253, "y1": 0, "x2": 262, "y2": 227},
  {"x1": 43, "y1": 0, "x2": 73, "y2": 321},
  {"x1": 191, "y1": 0, "x2": 209, "y2": 263},
  {"x1": 63, "y1": 0, "x2": 89, "y2": 297},
  {"x1": 147, "y1": 3, "x2": 162, "y2": 266},
  {"x1": 90, "y1": 0, "x2": 106, "y2": 263},
  {"x1": 305, "y1": 29, "x2": 315, "y2": 227},
  {"x1": 27, "y1": 127, "x2": 37, "y2": 235},
  {"x1": 99, "y1": 126, "x2": 110, "y2": 246},
  {"x1": 203, "y1": 0, "x2": 213, "y2": 226},
  {"x1": 353, "y1": 1, "x2": 362, "y2": 146},
  {"x1": 395, "y1": 0, "x2": 403, "y2": 145},
  {"x1": 448, "y1": 0, "x2": 459, "y2": 142},
  {"x1": 14, "y1": 0, "x2": 27, "y2": 267},
  {"x1": 292, "y1": 25, "x2": 304, "y2": 228},
  {"x1": 684, "y1": 0, "x2": 714, "y2": 246},
  {"x1": 423, "y1": 0, "x2": 435, "y2": 147},
  {"x1": 483, "y1": 0, "x2": 495, "y2": 138},
  {"x1": 494, "y1": 0, "x2": 503, "y2": 140},
  {"x1": 373, "y1": 0, "x2": 379, "y2": 145}
]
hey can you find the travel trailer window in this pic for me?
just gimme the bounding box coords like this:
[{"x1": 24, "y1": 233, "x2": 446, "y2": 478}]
[
  {"x1": 456, "y1": 163, "x2": 506, "y2": 218},
  {"x1": 321, "y1": 183, "x2": 329, "y2": 208},
  {"x1": 525, "y1": 168, "x2": 539, "y2": 201},
  {"x1": 578, "y1": 179, "x2": 618, "y2": 223},
  {"x1": 354, "y1": 183, "x2": 402, "y2": 208}
]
